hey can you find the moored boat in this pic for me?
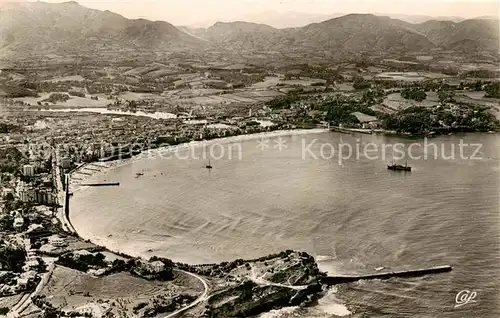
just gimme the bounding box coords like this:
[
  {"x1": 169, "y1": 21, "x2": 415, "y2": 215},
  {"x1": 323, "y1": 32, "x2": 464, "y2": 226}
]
[{"x1": 387, "y1": 161, "x2": 411, "y2": 171}]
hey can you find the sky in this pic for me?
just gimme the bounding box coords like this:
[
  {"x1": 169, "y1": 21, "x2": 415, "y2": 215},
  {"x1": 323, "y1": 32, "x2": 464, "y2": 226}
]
[{"x1": 13, "y1": 0, "x2": 500, "y2": 25}]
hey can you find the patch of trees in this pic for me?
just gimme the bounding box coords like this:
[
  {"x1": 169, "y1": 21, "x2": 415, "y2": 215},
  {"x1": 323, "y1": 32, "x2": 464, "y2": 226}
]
[
  {"x1": 137, "y1": 257, "x2": 174, "y2": 281},
  {"x1": 2, "y1": 198, "x2": 23, "y2": 215},
  {"x1": 310, "y1": 82, "x2": 325, "y2": 87},
  {"x1": 0, "y1": 123, "x2": 20, "y2": 133},
  {"x1": 380, "y1": 105, "x2": 500, "y2": 134},
  {"x1": 326, "y1": 105, "x2": 360, "y2": 126},
  {"x1": 401, "y1": 87, "x2": 427, "y2": 102},
  {"x1": 4, "y1": 86, "x2": 39, "y2": 98},
  {"x1": 355, "y1": 59, "x2": 372, "y2": 68},
  {"x1": 0, "y1": 243, "x2": 26, "y2": 272},
  {"x1": 361, "y1": 88, "x2": 385, "y2": 105},
  {"x1": 86, "y1": 83, "x2": 116, "y2": 94},
  {"x1": 321, "y1": 95, "x2": 377, "y2": 126},
  {"x1": 44, "y1": 93, "x2": 70, "y2": 104},
  {"x1": 352, "y1": 76, "x2": 371, "y2": 90},
  {"x1": 130, "y1": 86, "x2": 163, "y2": 93},
  {"x1": 0, "y1": 147, "x2": 24, "y2": 174},
  {"x1": 56, "y1": 252, "x2": 106, "y2": 272},
  {"x1": 469, "y1": 81, "x2": 485, "y2": 91},
  {"x1": 20, "y1": 81, "x2": 38, "y2": 90},
  {"x1": 217, "y1": 71, "x2": 265, "y2": 86},
  {"x1": 267, "y1": 97, "x2": 293, "y2": 109},
  {"x1": 68, "y1": 91, "x2": 86, "y2": 98},
  {"x1": 266, "y1": 90, "x2": 303, "y2": 110},
  {"x1": 438, "y1": 90, "x2": 456, "y2": 103},
  {"x1": 380, "y1": 107, "x2": 433, "y2": 134},
  {"x1": 107, "y1": 258, "x2": 134, "y2": 274},
  {"x1": 461, "y1": 70, "x2": 498, "y2": 79},
  {"x1": 485, "y1": 82, "x2": 500, "y2": 98},
  {"x1": 0, "y1": 271, "x2": 16, "y2": 286}
]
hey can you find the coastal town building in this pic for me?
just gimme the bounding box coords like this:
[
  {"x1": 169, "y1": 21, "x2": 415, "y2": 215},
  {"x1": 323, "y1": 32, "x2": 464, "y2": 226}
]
[
  {"x1": 60, "y1": 156, "x2": 72, "y2": 169},
  {"x1": 13, "y1": 216, "x2": 24, "y2": 230},
  {"x1": 48, "y1": 235, "x2": 67, "y2": 248},
  {"x1": 2, "y1": 188, "x2": 14, "y2": 198},
  {"x1": 22, "y1": 164, "x2": 35, "y2": 177}
]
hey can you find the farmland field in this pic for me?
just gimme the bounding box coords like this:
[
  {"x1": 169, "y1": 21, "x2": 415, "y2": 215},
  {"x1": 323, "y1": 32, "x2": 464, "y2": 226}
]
[
  {"x1": 42, "y1": 75, "x2": 86, "y2": 83},
  {"x1": 16, "y1": 93, "x2": 110, "y2": 108}
]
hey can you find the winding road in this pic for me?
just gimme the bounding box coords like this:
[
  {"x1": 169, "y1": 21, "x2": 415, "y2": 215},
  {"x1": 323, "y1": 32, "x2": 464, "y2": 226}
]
[
  {"x1": 7, "y1": 263, "x2": 55, "y2": 318},
  {"x1": 163, "y1": 269, "x2": 209, "y2": 318},
  {"x1": 250, "y1": 265, "x2": 308, "y2": 291}
]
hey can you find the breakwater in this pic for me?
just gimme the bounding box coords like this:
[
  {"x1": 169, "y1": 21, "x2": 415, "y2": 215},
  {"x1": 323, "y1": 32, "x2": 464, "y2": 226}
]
[
  {"x1": 80, "y1": 182, "x2": 120, "y2": 187},
  {"x1": 323, "y1": 265, "x2": 452, "y2": 285}
]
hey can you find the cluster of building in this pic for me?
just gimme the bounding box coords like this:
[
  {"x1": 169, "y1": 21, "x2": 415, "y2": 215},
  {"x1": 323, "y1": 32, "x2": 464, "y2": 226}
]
[{"x1": 0, "y1": 236, "x2": 42, "y2": 296}]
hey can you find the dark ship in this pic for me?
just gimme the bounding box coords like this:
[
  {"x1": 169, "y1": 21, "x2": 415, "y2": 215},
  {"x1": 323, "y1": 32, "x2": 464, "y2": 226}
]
[
  {"x1": 387, "y1": 161, "x2": 412, "y2": 171},
  {"x1": 206, "y1": 160, "x2": 213, "y2": 170}
]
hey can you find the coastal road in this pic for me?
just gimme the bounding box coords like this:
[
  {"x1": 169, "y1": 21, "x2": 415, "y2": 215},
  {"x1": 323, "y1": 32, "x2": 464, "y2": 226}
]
[
  {"x1": 53, "y1": 150, "x2": 76, "y2": 233},
  {"x1": 163, "y1": 269, "x2": 209, "y2": 318}
]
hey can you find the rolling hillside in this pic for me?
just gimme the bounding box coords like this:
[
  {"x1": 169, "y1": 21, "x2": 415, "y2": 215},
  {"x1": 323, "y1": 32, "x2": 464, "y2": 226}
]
[
  {"x1": 0, "y1": 1, "x2": 498, "y2": 61},
  {"x1": 0, "y1": 1, "x2": 206, "y2": 58}
]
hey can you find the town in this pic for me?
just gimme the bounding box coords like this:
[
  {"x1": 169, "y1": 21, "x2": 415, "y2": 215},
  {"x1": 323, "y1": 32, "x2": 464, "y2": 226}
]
[{"x1": 1, "y1": 56, "x2": 499, "y2": 317}]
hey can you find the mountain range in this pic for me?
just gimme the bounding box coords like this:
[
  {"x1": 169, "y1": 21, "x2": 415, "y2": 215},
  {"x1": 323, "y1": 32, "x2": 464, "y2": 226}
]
[
  {"x1": 0, "y1": 1, "x2": 498, "y2": 61},
  {"x1": 0, "y1": 1, "x2": 204, "y2": 59},
  {"x1": 184, "y1": 14, "x2": 499, "y2": 56},
  {"x1": 184, "y1": 11, "x2": 470, "y2": 29}
]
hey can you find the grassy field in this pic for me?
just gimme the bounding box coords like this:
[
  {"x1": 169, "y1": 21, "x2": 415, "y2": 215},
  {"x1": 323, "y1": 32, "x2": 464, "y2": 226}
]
[
  {"x1": 335, "y1": 83, "x2": 355, "y2": 92},
  {"x1": 38, "y1": 265, "x2": 203, "y2": 316},
  {"x1": 463, "y1": 91, "x2": 486, "y2": 100},
  {"x1": 383, "y1": 92, "x2": 439, "y2": 110}
]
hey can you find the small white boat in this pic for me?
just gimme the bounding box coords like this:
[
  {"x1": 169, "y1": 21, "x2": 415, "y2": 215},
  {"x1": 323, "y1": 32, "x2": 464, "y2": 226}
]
[{"x1": 375, "y1": 267, "x2": 385, "y2": 271}]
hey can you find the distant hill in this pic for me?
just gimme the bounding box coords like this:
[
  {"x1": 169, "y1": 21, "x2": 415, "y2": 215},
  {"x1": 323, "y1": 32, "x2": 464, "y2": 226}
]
[
  {"x1": 414, "y1": 18, "x2": 500, "y2": 52},
  {"x1": 225, "y1": 11, "x2": 343, "y2": 29},
  {"x1": 185, "y1": 12, "x2": 466, "y2": 29},
  {"x1": 199, "y1": 22, "x2": 283, "y2": 52},
  {"x1": 195, "y1": 14, "x2": 499, "y2": 56},
  {"x1": 0, "y1": 1, "x2": 205, "y2": 59},
  {"x1": 0, "y1": 2, "x2": 498, "y2": 61},
  {"x1": 288, "y1": 14, "x2": 437, "y2": 53},
  {"x1": 193, "y1": 14, "x2": 438, "y2": 56},
  {"x1": 379, "y1": 13, "x2": 465, "y2": 24}
]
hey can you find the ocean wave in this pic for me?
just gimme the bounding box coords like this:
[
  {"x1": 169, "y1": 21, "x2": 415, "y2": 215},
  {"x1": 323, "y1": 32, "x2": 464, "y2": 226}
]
[{"x1": 315, "y1": 255, "x2": 336, "y2": 262}]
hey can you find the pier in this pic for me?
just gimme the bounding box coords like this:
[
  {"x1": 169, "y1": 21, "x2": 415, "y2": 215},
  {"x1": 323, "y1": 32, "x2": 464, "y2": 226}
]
[
  {"x1": 323, "y1": 265, "x2": 452, "y2": 285},
  {"x1": 80, "y1": 182, "x2": 120, "y2": 187},
  {"x1": 330, "y1": 126, "x2": 373, "y2": 135}
]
